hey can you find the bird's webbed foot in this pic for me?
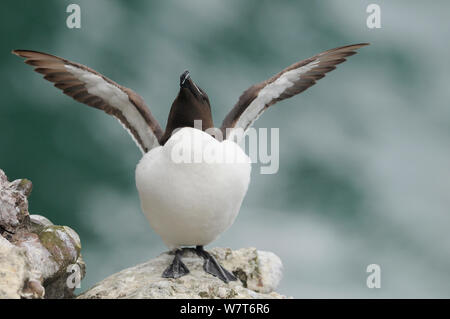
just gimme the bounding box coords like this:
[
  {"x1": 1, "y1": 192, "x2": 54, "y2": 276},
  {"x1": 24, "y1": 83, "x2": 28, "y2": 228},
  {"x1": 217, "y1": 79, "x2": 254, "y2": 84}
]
[
  {"x1": 195, "y1": 246, "x2": 237, "y2": 283},
  {"x1": 162, "y1": 248, "x2": 190, "y2": 279}
]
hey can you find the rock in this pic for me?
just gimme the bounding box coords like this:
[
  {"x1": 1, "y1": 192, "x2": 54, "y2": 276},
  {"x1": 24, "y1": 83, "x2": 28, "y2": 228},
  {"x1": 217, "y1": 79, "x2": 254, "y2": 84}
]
[
  {"x1": 78, "y1": 247, "x2": 284, "y2": 299},
  {"x1": 29, "y1": 214, "x2": 53, "y2": 232},
  {"x1": 0, "y1": 236, "x2": 33, "y2": 298},
  {"x1": 0, "y1": 171, "x2": 31, "y2": 233},
  {"x1": 0, "y1": 169, "x2": 85, "y2": 299}
]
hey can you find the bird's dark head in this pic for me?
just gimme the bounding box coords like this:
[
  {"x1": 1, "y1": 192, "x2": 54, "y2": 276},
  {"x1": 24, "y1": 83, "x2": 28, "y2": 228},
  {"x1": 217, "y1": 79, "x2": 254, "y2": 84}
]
[{"x1": 161, "y1": 71, "x2": 213, "y2": 144}]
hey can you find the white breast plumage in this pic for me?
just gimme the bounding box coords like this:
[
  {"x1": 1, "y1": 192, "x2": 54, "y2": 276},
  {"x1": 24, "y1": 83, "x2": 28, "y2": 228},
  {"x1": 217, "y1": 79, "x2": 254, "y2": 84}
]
[{"x1": 135, "y1": 127, "x2": 251, "y2": 250}]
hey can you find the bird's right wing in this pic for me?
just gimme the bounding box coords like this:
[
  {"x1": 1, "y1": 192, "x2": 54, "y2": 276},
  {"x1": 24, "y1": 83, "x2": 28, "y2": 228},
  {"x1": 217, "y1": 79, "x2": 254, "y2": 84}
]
[{"x1": 13, "y1": 50, "x2": 164, "y2": 153}]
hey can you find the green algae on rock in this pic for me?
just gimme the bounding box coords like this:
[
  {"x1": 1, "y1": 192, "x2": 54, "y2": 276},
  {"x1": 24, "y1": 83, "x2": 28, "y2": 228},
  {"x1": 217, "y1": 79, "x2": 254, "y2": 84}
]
[{"x1": 0, "y1": 169, "x2": 85, "y2": 299}]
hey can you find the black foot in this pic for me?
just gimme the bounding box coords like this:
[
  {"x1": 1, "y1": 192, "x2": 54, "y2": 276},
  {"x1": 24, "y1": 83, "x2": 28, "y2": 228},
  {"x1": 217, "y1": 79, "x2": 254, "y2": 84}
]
[
  {"x1": 195, "y1": 246, "x2": 237, "y2": 283},
  {"x1": 162, "y1": 249, "x2": 190, "y2": 279}
]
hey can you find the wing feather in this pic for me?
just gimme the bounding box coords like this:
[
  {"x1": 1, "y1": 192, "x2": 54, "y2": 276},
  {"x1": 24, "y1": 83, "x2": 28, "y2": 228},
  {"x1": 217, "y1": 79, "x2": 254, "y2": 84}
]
[
  {"x1": 221, "y1": 43, "x2": 369, "y2": 140},
  {"x1": 13, "y1": 50, "x2": 163, "y2": 153}
]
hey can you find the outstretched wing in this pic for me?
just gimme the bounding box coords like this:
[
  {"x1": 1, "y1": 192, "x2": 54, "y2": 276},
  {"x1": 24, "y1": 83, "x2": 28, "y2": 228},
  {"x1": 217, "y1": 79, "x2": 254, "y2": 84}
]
[
  {"x1": 13, "y1": 50, "x2": 164, "y2": 153},
  {"x1": 221, "y1": 43, "x2": 369, "y2": 140}
]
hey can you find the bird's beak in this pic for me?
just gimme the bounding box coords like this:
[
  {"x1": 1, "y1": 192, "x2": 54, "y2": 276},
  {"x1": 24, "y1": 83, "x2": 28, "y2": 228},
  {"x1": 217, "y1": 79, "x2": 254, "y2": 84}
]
[{"x1": 180, "y1": 70, "x2": 202, "y2": 98}]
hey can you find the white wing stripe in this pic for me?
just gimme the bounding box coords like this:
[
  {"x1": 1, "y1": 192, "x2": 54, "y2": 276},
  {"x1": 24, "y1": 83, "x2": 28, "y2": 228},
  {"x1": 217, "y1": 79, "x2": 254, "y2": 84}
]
[
  {"x1": 65, "y1": 65, "x2": 159, "y2": 152},
  {"x1": 233, "y1": 59, "x2": 320, "y2": 136}
]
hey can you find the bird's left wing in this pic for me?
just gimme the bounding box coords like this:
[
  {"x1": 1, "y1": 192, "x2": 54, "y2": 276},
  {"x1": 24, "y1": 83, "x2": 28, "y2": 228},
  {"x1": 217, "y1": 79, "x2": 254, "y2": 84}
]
[
  {"x1": 13, "y1": 50, "x2": 164, "y2": 153},
  {"x1": 220, "y1": 43, "x2": 369, "y2": 141}
]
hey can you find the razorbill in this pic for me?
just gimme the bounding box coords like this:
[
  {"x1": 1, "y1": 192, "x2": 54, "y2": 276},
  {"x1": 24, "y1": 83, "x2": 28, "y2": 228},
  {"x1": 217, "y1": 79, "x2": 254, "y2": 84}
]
[{"x1": 13, "y1": 43, "x2": 369, "y2": 282}]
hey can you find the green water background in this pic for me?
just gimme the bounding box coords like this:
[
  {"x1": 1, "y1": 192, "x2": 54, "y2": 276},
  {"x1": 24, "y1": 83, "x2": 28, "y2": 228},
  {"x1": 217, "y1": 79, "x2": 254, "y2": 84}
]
[{"x1": 1, "y1": 0, "x2": 450, "y2": 297}]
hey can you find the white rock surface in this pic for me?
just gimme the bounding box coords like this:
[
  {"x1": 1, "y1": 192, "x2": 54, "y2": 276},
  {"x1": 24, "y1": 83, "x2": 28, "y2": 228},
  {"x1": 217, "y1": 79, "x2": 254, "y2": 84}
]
[
  {"x1": 0, "y1": 169, "x2": 85, "y2": 299},
  {"x1": 78, "y1": 247, "x2": 285, "y2": 299},
  {"x1": 0, "y1": 236, "x2": 31, "y2": 298}
]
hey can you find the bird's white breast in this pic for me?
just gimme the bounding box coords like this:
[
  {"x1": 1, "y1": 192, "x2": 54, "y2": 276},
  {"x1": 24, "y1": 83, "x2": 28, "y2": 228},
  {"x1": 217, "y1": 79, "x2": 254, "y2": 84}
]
[{"x1": 135, "y1": 127, "x2": 251, "y2": 250}]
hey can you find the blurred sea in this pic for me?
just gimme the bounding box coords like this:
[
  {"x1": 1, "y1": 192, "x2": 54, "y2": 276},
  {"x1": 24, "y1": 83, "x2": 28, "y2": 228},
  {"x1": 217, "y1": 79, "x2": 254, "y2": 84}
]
[{"x1": 1, "y1": 0, "x2": 450, "y2": 297}]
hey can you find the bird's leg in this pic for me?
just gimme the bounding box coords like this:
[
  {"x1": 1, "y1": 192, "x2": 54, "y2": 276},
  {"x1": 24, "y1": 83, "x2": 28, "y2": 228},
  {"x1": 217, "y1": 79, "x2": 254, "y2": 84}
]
[
  {"x1": 195, "y1": 246, "x2": 237, "y2": 283},
  {"x1": 162, "y1": 248, "x2": 190, "y2": 279}
]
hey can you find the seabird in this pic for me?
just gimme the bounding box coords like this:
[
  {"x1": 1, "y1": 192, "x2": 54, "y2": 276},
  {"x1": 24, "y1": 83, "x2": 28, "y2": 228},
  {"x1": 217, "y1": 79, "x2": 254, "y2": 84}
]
[{"x1": 12, "y1": 43, "x2": 369, "y2": 282}]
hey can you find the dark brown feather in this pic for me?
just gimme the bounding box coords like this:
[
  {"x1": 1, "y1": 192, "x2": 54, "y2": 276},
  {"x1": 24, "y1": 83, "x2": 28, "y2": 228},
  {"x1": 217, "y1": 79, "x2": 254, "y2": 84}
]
[
  {"x1": 12, "y1": 49, "x2": 164, "y2": 152},
  {"x1": 220, "y1": 43, "x2": 369, "y2": 135}
]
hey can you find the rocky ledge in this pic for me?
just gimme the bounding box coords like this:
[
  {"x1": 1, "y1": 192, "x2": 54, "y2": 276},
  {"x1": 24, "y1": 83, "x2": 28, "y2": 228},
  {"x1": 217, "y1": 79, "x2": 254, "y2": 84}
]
[
  {"x1": 78, "y1": 247, "x2": 285, "y2": 299},
  {"x1": 0, "y1": 169, "x2": 85, "y2": 299},
  {"x1": 1, "y1": 168, "x2": 285, "y2": 299}
]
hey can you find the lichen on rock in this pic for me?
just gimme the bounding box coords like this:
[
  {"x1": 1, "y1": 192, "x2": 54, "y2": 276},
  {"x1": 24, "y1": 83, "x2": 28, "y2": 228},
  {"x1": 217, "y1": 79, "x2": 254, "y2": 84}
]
[{"x1": 0, "y1": 169, "x2": 85, "y2": 299}]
